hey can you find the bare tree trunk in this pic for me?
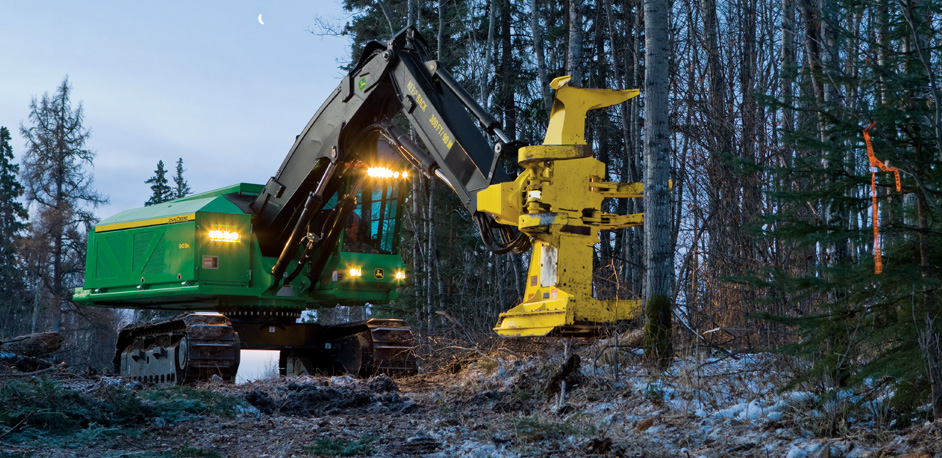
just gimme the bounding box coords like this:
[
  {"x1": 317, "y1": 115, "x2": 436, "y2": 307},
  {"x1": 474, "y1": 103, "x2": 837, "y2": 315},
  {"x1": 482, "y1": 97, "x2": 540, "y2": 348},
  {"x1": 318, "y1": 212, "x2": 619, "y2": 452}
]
[
  {"x1": 739, "y1": 0, "x2": 760, "y2": 320},
  {"x1": 495, "y1": 252, "x2": 507, "y2": 313},
  {"x1": 427, "y1": 179, "x2": 441, "y2": 332},
  {"x1": 420, "y1": 176, "x2": 431, "y2": 334},
  {"x1": 375, "y1": 1, "x2": 396, "y2": 34},
  {"x1": 782, "y1": 0, "x2": 796, "y2": 136},
  {"x1": 30, "y1": 278, "x2": 41, "y2": 334},
  {"x1": 480, "y1": 0, "x2": 497, "y2": 101},
  {"x1": 643, "y1": 0, "x2": 673, "y2": 368},
  {"x1": 700, "y1": 0, "x2": 741, "y2": 293},
  {"x1": 915, "y1": 183, "x2": 942, "y2": 418},
  {"x1": 51, "y1": 168, "x2": 65, "y2": 333},
  {"x1": 410, "y1": 172, "x2": 426, "y2": 331},
  {"x1": 437, "y1": 1, "x2": 443, "y2": 58},
  {"x1": 510, "y1": 254, "x2": 522, "y2": 299},
  {"x1": 629, "y1": 2, "x2": 644, "y2": 295},
  {"x1": 416, "y1": 0, "x2": 422, "y2": 30},
  {"x1": 901, "y1": 0, "x2": 942, "y2": 161},
  {"x1": 567, "y1": 0, "x2": 585, "y2": 86},
  {"x1": 499, "y1": 0, "x2": 516, "y2": 137},
  {"x1": 798, "y1": 0, "x2": 826, "y2": 109},
  {"x1": 531, "y1": 0, "x2": 553, "y2": 115}
]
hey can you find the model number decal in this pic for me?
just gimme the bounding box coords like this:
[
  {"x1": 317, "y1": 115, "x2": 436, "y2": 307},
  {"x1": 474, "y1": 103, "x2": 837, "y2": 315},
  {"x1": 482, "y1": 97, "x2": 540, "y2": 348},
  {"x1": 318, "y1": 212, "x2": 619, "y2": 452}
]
[
  {"x1": 406, "y1": 81, "x2": 428, "y2": 112},
  {"x1": 168, "y1": 216, "x2": 190, "y2": 224},
  {"x1": 428, "y1": 115, "x2": 454, "y2": 149},
  {"x1": 178, "y1": 243, "x2": 190, "y2": 249}
]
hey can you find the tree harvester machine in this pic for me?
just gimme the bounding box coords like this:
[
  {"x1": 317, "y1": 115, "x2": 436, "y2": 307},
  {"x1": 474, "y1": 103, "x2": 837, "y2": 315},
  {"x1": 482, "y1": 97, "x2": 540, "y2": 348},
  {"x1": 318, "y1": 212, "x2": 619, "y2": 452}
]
[{"x1": 73, "y1": 27, "x2": 647, "y2": 384}]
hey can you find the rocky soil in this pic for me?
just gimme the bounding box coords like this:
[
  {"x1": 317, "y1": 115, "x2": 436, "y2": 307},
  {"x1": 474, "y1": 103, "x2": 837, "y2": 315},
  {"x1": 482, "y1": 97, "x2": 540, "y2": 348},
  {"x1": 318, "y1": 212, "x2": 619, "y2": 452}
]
[{"x1": 1, "y1": 337, "x2": 940, "y2": 458}]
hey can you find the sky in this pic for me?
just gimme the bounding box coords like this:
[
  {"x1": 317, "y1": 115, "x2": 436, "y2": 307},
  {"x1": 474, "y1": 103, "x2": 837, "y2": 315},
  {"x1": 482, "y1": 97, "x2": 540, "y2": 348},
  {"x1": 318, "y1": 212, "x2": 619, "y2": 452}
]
[{"x1": 0, "y1": 1, "x2": 355, "y2": 218}]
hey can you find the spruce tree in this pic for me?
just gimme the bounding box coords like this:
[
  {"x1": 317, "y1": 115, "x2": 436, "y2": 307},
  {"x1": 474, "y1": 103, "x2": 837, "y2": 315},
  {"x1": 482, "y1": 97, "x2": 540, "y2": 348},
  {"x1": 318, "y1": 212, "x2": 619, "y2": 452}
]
[
  {"x1": 172, "y1": 158, "x2": 191, "y2": 199},
  {"x1": 0, "y1": 127, "x2": 29, "y2": 337},
  {"x1": 746, "y1": 0, "x2": 942, "y2": 425},
  {"x1": 144, "y1": 160, "x2": 172, "y2": 206}
]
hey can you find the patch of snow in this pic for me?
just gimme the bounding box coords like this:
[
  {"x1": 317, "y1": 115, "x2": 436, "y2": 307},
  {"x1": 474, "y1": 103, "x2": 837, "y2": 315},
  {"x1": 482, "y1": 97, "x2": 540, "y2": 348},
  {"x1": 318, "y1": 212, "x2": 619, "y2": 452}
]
[
  {"x1": 329, "y1": 375, "x2": 357, "y2": 386},
  {"x1": 785, "y1": 445, "x2": 808, "y2": 458}
]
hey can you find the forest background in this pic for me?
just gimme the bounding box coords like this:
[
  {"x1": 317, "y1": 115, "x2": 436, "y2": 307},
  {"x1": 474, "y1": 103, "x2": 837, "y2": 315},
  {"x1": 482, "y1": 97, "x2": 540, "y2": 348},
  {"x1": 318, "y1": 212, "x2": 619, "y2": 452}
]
[{"x1": 1, "y1": 0, "x2": 941, "y2": 424}]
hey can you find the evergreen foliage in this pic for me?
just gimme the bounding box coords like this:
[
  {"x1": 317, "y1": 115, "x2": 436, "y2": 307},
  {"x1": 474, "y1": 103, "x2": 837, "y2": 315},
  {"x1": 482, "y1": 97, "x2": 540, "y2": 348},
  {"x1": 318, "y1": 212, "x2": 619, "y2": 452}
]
[
  {"x1": 173, "y1": 158, "x2": 191, "y2": 199},
  {"x1": 0, "y1": 126, "x2": 29, "y2": 337},
  {"x1": 747, "y1": 0, "x2": 942, "y2": 423},
  {"x1": 19, "y1": 76, "x2": 113, "y2": 367},
  {"x1": 145, "y1": 160, "x2": 172, "y2": 206},
  {"x1": 0, "y1": 377, "x2": 243, "y2": 441}
]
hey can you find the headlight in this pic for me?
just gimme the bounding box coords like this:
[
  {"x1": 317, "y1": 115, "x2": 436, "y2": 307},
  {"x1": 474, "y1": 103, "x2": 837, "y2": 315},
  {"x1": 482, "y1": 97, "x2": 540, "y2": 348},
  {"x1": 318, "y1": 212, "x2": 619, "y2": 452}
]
[
  {"x1": 395, "y1": 271, "x2": 406, "y2": 280},
  {"x1": 208, "y1": 230, "x2": 240, "y2": 242},
  {"x1": 349, "y1": 268, "x2": 363, "y2": 277},
  {"x1": 367, "y1": 167, "x2": 410, "y2": 179}
]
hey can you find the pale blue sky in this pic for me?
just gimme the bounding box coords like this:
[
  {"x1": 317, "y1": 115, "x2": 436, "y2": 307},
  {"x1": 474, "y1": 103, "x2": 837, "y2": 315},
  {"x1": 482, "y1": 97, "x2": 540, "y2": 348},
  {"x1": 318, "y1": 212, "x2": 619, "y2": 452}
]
[{"x1": 0, "y1": 1, "x2": 354, "y2": 217}]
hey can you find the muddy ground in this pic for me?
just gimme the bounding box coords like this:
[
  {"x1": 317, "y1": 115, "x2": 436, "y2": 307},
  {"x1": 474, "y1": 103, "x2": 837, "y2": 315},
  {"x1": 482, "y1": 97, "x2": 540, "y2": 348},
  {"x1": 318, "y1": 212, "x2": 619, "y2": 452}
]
[{"x1": 1, "y1": 338, "x2": 939, "y2": 458}]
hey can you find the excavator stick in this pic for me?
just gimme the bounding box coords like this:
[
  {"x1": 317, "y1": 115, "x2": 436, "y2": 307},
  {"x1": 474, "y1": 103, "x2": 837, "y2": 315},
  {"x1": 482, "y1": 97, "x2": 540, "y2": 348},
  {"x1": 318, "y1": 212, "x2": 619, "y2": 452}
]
[{"x1": 478, "y1": 76, "x2": 645, "y2": 337}]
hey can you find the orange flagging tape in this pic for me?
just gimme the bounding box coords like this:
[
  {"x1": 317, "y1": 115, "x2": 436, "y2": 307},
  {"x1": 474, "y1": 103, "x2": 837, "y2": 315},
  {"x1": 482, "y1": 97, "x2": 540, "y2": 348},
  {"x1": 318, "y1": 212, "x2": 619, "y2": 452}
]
[{"x1": 863, "y1": 122, "x2": 900, "y2": 274}]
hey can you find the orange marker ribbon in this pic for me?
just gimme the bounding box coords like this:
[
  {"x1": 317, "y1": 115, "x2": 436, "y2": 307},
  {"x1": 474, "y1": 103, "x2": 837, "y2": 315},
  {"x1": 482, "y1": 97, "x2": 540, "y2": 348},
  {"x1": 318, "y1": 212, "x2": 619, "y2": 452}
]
[{"x1": 863, "y1": 122, "x2": 900, "y2": 274}]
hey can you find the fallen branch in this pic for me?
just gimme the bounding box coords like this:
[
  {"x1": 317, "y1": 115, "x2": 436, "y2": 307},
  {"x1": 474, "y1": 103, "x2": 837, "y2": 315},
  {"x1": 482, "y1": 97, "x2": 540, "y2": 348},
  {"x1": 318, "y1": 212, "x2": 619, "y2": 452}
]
[
  {"x1": 0, "y1": 366, "x2": 57, "y2": 378},
  {"x1": 0, "y1": 411, "x2": 34, "y2": 440}
]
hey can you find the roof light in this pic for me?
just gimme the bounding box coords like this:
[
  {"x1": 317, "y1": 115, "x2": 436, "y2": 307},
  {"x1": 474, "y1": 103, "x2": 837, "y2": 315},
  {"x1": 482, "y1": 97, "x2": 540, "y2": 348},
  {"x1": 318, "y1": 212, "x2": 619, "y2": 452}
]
[
  {"x1": 367, "y1": 167, "x2": 395, "y2": 178},
  {"x1": 208, "y1": 230, "x2": 240, "y2": 242},
  {"x1": 367, "y1": 167, "x2": 410, "y2": 179}
]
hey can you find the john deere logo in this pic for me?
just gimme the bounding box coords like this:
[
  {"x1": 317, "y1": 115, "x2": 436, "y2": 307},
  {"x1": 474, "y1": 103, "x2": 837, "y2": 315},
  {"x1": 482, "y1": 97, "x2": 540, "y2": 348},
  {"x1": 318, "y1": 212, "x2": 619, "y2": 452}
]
[
  {"x1": 374, "y1": 268, "x2": 384, "y2": 279},
  {"x1": 358, "y1": 76, "x2": 368, "y2": 91}
]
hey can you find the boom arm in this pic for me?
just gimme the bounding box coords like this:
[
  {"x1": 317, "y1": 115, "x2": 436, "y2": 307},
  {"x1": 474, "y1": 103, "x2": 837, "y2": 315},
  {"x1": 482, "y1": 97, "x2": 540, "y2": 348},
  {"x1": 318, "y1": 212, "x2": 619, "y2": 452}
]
[
  {"x1": 75, "y1": 27, "x2": 647, "y2": 342},
  {"x1": 251, "y1": 27, "x2": 522, "y2": 280}
]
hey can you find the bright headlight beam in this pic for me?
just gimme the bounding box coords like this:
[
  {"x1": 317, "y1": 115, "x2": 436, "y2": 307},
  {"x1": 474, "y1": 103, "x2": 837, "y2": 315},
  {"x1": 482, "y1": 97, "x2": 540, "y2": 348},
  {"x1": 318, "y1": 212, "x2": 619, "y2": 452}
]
[
  {"x1": 349, "y1": 267, "x2": 362, "y2": 277},
  {"x1": 208, "y1": 230, "x2": 240, "y2": 242},
  {"x1": 367, "y1": 167, "x2": 409, "y2": 179},
  {"x1": 367, "y1": 167, "x2": 395, "y2": 178}
]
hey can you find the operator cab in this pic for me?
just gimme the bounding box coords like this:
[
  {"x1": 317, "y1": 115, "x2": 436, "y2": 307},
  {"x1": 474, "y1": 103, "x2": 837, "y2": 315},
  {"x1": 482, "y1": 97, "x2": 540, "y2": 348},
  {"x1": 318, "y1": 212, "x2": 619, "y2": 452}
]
[
  {"x1": 343, "y1": 177, "x2": 403, "y2": 255},
  {"x1": 307, "y1": 140, "x2": 409, "y2": 305}
]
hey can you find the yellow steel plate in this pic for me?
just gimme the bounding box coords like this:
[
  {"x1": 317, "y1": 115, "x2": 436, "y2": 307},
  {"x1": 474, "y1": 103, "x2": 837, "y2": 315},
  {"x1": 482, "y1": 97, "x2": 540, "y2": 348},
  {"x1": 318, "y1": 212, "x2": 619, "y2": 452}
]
[{"x1": 95, "y1": 213, "x2": 196, "y2": 233}]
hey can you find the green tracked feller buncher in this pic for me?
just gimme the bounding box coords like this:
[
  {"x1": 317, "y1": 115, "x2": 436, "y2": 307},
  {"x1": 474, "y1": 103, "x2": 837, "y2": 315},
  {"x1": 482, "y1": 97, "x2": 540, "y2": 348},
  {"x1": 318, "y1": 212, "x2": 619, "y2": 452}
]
[{"x1": 74, "y1": 27, "x2": 647, "y2": 384}]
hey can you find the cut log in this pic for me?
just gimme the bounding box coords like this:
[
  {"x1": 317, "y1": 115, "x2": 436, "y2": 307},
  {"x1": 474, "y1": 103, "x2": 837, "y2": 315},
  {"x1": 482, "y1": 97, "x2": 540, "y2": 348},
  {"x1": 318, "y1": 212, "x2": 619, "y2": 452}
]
[
  {"x1": 0, "y1": 332, "x2": 63, "y2": 357},
  {"x1": 0, "y1": 353, "x2": 53, "y2": 372}
]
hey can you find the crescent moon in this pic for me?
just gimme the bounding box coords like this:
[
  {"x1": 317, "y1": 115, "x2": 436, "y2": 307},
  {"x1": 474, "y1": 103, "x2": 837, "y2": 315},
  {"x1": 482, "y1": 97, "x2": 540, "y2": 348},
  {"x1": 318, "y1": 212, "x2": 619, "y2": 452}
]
[{"x1": 258, "y1": 14, "x2": 264, "y2": 25}]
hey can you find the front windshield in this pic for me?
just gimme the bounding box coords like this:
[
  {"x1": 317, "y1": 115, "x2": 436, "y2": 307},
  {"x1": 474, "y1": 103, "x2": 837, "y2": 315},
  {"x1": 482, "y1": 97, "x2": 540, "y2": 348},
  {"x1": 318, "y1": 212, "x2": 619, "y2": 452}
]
[{"x1": 343, "y1": 180, "x2": 402, "y2": 254}]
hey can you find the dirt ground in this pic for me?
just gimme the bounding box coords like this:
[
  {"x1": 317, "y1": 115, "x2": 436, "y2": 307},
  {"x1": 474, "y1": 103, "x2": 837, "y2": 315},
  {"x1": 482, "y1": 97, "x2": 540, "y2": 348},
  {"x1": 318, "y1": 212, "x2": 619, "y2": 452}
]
[{"x1": 1, "y1": 338, "x2": 940, "y2": 458}]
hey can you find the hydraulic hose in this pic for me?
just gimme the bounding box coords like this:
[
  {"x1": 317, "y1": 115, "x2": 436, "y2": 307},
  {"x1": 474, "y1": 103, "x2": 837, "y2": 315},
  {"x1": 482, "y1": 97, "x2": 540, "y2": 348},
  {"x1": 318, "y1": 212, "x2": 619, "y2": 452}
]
[
  {"x1": 474, "y1": 212, "x2": 531, "y2": 255},
  {"x1": 271, "y1": 160, "x2": 339, "y2": 284}
]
